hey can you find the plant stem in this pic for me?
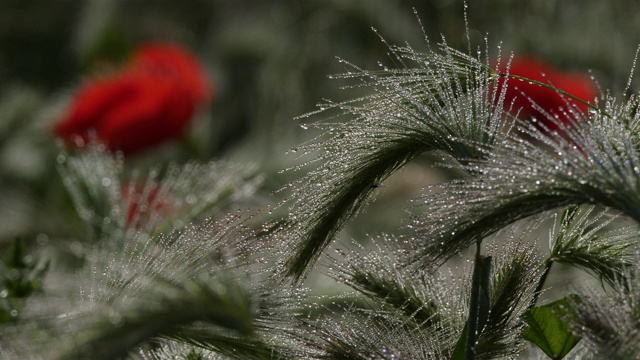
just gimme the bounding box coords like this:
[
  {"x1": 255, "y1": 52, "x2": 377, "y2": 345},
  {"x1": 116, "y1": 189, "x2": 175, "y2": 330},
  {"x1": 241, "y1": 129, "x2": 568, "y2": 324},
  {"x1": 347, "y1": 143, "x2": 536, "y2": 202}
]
[
  {"x1": 465, "y1": 241, "x2": 492, "y2": 360},
  {"x1": 529, "y1": 259, "x2": 553, "y2": 309},
  {"x1": 465, "y1": 250, "x2": 481, "y2": 360}
]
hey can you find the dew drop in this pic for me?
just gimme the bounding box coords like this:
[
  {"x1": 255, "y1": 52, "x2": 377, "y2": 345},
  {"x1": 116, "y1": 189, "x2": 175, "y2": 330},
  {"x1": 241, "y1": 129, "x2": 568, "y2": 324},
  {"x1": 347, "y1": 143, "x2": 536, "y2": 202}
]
[
  {"x1": 108, "y1": 311, "x2": 123, "y2": 325},
  {"x1": 36, "y1": 233, "x2": 49, "y2": 245}
]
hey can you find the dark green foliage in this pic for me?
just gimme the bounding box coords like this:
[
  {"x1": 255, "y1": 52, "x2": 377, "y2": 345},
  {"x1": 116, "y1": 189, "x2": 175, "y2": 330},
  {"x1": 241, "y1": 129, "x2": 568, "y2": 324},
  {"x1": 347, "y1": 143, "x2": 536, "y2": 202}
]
[
  {"x1": 522, "y1": 295, "x2": 582, "y2": 360},
  {"x1": 0, "y1": 237, "x2": 48, "y2": 324}
]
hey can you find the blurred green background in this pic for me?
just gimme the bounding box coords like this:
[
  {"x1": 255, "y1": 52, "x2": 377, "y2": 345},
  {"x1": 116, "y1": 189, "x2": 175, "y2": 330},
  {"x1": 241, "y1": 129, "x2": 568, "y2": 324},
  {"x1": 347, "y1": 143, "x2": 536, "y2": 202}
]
[{"x1": 1, "y1": 0, "x2": 639, "y2": 264}]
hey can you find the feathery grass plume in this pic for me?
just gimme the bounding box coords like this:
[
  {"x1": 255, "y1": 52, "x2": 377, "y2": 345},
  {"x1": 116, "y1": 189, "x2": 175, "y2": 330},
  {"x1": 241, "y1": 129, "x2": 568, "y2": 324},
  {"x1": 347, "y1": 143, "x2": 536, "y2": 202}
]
[
  {"x1": 316, "y1": 233, "x2": 540, "y2": 359},
  {"x1": 122, "y1": 160, "x2": 263, "y2": 234},
  {"x1": 317, "y1": 234, "x2": 467, "y2": 358},
  {"x1": 327, "y1": 234, "x2": 458, "y2": 328},
  {"x1": 56, "y1": 141, "x2": 125, "y2": 240},
  {"x1": 473, "y1": 245, "x2": 542, "y2": 359},
  {"x1": 136, "y1": 341, "x2": 224, "y2": 360},
  {"x1": 408, "y1": 93, "x2": 640, "y2": 269},
  {"x1": 60, "y1": 273, "x2": 257, "y2": 360},
  {"x1": 2, "y1": 214, "x2": 309, "y2": 360},
  {"x1": 544, "y1": 206, "x2": 637, "y2": 288},
  {"x1": 567, "y1": 261, "x2": 640, "y2": 359},
  {"x1": 168, "y1": 312, "x2": 318, "y2": 360},
  {"x1": 57, "y1": 141, "x2": 262, "y2": 244},
  {"x1": 281, "y1": 33, "x2": 511, "y2": 281},
  {"x1": 313, "y1": 308, "x2": 456, "y2": 359}
]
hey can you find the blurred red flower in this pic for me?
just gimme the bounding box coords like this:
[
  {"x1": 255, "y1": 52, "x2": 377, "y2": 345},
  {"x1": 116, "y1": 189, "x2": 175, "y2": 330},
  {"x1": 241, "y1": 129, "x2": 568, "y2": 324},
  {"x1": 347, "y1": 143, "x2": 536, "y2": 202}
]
[
  {"x1": 496, "y1": 56, "x2": 597, "y2": 132},
  {"x1": 55, "y1": 43, "x2": 212, "y2": 154}
]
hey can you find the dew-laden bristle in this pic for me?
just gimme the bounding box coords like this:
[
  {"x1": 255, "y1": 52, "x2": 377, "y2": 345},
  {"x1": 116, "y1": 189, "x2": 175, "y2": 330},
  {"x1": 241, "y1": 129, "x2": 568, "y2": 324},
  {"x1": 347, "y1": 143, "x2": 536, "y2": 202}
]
[
  {"x1": 281, "y1": 36, "x2": 510, "y2": 280},
  {"x1": 314, "y1": 233, "x2": 542, "y2": 359},
  {"x1": 57, "y1": 141, "x2": 263, "y2": 244},
  {"x1": 569, "y1": 260, "x2": 640, "y2": 358},
  {"x1": 5, "y1": 210, "x2": 314, "y2": 359},
  {"x1": 407, "y1": 98, "x2": 640, "y2": 269}
]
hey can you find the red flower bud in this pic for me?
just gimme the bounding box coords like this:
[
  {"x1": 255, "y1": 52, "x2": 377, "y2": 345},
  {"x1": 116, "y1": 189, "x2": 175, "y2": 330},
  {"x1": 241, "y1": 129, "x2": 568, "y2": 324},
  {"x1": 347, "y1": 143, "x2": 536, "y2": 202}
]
[
  {"x1": 496, "y1": 56, "x2": 597, "y2": 132},
  {"x1": 55, "y1": 43, "x2": 212, "y2": 155}
]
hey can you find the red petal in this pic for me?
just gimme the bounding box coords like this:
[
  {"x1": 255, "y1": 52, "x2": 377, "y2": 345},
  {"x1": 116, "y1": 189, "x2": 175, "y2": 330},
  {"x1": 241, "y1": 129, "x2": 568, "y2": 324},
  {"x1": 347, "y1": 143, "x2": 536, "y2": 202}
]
[
  {"x1": 54, "y1": 42, "x2": 211, "y2": 155},
  {"x1": 55, "y1": 74, "x2": 139, "y2": 141},
  {"x1": 96, "y1": 77, "x2": 185, "y2": 154},
  {"x1": 132, "y1": 42, "x2": 212, "y2": 103},
  {"x1": 497, "y1": 56, "x2": 597, "y2": 131}
]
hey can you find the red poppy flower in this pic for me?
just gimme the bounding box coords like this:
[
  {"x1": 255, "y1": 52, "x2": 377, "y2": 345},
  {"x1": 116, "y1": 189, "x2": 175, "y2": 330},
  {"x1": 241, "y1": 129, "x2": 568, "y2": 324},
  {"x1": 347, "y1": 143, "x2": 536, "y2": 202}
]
[
  {"x1": 496, "y1": 56, "x2": 597, "y2": 132},
  {"x1": 55, "y1": 43, "x2": 212, "y2": 154}
]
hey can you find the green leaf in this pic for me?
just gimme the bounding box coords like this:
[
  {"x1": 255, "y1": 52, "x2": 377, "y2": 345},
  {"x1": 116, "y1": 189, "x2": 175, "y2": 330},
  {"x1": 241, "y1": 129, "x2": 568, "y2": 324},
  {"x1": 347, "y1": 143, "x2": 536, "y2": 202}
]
[
  {"x1": 522, "y1": 295, "x2": 581, "y2": 359},
  {"x1": 450, "y1": 322, "x2": 467, "y2": 360}
]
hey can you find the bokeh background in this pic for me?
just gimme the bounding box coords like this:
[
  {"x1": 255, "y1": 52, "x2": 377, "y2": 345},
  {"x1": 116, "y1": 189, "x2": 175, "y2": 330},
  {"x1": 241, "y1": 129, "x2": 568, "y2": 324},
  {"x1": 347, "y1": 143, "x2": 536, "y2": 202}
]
[{"x1": 1, "y1": 0, "x2": 639, "y2": 290}]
